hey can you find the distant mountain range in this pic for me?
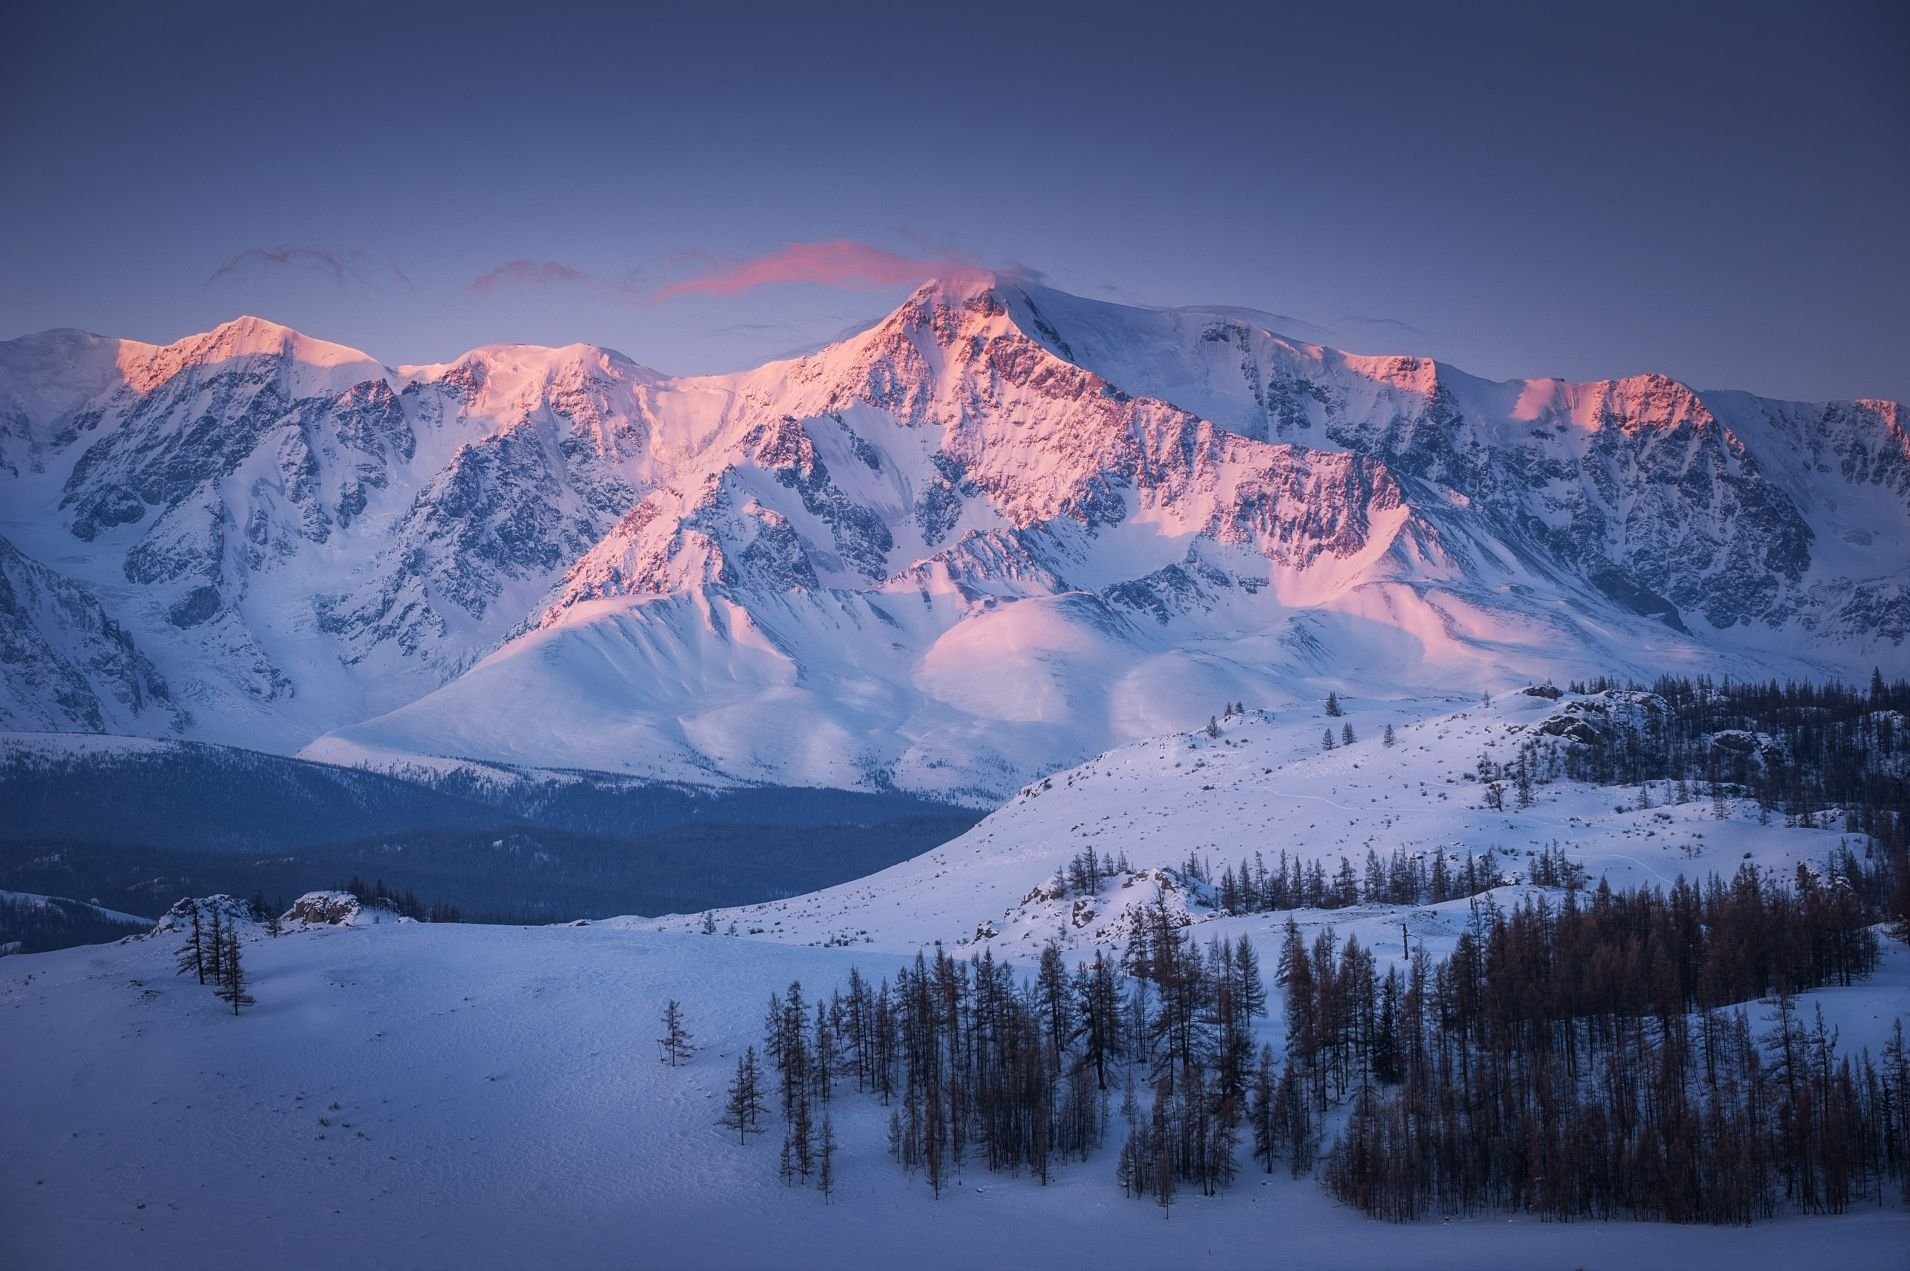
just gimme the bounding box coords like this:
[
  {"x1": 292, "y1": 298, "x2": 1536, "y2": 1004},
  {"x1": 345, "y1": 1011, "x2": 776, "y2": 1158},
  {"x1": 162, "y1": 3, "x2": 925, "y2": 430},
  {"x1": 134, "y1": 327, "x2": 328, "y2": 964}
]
[{"x1": 3, "y1": 275, "x2": 1905, "y2": 802}]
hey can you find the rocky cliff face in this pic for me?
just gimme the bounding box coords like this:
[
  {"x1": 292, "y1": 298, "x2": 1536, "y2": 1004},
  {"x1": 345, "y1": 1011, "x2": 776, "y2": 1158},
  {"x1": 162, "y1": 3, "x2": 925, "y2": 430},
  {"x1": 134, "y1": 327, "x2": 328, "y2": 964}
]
[
  {"x1": 1, "y1": 278, "x2": 1903, "y2": 797},
  {"x1": 0, "y1": 533, "x2": 181, "y2": 734}
]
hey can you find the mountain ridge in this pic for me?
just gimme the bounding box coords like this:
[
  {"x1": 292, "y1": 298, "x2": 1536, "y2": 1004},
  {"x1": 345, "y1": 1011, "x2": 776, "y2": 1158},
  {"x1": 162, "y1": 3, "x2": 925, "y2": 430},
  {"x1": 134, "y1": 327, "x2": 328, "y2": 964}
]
[{"x1": 2, "y1": 276, "x2": 1905, "y2": 799}]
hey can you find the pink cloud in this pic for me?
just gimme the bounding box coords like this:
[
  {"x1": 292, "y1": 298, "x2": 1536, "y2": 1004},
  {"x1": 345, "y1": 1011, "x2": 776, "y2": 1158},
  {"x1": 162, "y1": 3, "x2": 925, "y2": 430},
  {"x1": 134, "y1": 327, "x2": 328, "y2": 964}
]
[
  {"x1": 468, "y1": 259, "x2": 594, "y2": 296},
  {"x1": 649, "y1": 240, "x2": 976, "y2": 302}
]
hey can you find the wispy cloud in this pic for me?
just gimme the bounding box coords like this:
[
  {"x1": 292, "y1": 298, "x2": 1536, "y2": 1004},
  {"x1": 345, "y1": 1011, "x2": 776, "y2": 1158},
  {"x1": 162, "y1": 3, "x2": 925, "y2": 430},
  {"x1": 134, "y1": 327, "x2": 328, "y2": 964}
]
[
  {"x1": 650, "y1": 240, "x2": 978, "y2": 302},
  {"x1": 207, "y1": 246, "x2": 392, "y2": 289},
  {"x1": 1339, "y1": 312, "x2": 1422, "y2": 336},
  {"x1": 467, "y1": 259, "x2": 594, "y2": 296}
]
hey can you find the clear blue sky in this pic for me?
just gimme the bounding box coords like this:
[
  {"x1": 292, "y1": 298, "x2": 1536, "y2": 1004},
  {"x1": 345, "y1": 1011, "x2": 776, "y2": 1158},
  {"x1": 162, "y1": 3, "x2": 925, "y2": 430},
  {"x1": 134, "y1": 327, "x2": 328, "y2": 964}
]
[{"x1": 3, "y1": 0, "x2": 1905, "y2": 401}]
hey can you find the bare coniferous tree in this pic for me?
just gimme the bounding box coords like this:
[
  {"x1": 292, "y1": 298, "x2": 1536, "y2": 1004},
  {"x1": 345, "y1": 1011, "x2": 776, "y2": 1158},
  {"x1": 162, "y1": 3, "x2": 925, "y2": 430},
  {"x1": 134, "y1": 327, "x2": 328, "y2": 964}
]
[
  {"x1": 658, "y1": 999, "x2": 694, "y2": 1067},
  {"x1": 720, "y1": 1046, "x2": 768, "y2": 1143},
  {"x1": 214, "y1": 928, "x2": 253, "y2": 1015},
  {"x1": 174, "y1": 902, "x2": 207, "y2": 984},
  {"x1": 818, "y1": 1113, "x2": 837, "y2": 1203}
]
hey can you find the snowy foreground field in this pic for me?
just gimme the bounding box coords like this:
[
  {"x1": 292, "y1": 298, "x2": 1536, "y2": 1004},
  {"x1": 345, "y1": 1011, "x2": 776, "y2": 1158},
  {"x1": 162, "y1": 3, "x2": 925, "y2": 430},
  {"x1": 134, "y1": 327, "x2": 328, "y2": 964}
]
[{"x1": 5, "y1": 691, "x2": 1909, "y2": 1270}]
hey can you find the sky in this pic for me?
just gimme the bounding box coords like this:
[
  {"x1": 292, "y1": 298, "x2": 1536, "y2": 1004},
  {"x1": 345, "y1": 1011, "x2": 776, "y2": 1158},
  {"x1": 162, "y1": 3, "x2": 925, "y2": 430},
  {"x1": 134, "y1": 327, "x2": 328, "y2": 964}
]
[{"x1": 2, "y1": 0, "x2": 1906, "y2": 401}]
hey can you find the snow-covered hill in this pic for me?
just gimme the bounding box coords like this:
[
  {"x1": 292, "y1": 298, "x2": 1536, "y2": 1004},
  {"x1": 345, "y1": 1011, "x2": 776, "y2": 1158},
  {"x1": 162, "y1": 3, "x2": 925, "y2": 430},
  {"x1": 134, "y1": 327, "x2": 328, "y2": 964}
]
[
  {"x1": 626, "y1": 686, "x2": 1880, "y2": 955},
  {"x1": 4, "y1": 690, "x2": 1906, "y2": 1271},
  {"x1": 2, "y1": 276, "x2": 1905, "y2": 798}
]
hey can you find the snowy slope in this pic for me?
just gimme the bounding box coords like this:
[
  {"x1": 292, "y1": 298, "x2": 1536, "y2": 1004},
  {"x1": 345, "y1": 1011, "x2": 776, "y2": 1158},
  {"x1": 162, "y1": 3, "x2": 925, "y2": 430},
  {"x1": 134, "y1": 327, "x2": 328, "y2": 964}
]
[
  {"x1": 3, "y1": 701, "x2": 1907, "y2": 1270},
  {"x1": 628, "y1": 688, "x2": 1883, "y2": 955},
  {"x1": 2, "y1": 276, "x2": 1906, "y2": 798}
]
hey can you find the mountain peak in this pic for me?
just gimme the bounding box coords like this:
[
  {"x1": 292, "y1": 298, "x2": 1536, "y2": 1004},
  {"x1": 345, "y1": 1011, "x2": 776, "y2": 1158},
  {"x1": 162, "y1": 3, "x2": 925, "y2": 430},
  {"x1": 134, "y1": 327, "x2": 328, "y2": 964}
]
[
  {"x1": 907, "y1": 268, "x2": 1004, "y2": 304},
  {"x1": 118, "y1": 315, "x2": 389, "y2": 396}
]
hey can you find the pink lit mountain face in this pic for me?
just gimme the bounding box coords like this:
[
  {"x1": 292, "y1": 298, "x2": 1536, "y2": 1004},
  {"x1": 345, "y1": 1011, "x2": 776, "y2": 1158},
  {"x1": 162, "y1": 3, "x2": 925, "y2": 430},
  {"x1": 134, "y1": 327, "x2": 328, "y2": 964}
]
[{"x1": 1, "y1": 277, "x2": 1904, "y2": 801}]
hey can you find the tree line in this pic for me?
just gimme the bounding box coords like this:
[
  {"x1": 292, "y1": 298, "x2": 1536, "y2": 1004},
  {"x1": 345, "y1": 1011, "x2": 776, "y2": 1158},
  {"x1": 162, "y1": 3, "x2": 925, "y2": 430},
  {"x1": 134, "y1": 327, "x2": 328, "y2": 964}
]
[
  {"x1": 1546, "y1": 672, "x2": 1910, "y2": 855},
  {"x1": 715, "y1": 855, "x2": 1907, "y2": 1222},
  {"x1": 1319, "y1": 869, "x2": 1905, "y2": 1221}
]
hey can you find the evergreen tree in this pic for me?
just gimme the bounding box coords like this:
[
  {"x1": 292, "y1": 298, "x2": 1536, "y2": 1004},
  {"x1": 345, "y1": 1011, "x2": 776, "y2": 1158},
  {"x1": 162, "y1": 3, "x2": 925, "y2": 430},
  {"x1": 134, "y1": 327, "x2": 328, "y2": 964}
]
[
  {"x1": 173, "y1": 902, "x2": 207, "y2": 984},
  {"x1": 1342, "y1": 723, "x2": 1356, "y2": 747},
  {"x1": 1151, "y1": 1087, "x2": 1177, "y2": 1218},
  {"x1": 818, "y1": 1113, "x2": 838, "y2": 1203},
  {"x1": 1382, "y1": 723, "x2": 1395, "y2": 748},
  {"x1": 1325, "y1": 691, "x2": 1342, "y2": 717},
  {"x1": 721, "y1": 1046, "x2": 769, "y2": 1143},
  {"x1": 214, "y1": 927, "x2": 253, "y2": 1015},
  {"x1": 1249, "y1": 1044, "x2": 1278, "y2": 1172},
  {"x1": 1322, "y1": 729, "x2": 1336, "y2": 752},
  {"x1": 658, "y1": 999, "x2": 694, "y2": 1066}
]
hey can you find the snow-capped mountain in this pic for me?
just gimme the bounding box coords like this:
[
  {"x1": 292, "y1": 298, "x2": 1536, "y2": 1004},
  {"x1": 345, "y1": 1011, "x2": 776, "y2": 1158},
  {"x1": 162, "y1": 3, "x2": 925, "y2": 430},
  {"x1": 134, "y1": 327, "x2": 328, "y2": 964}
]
[
  {"x1": 1, "y1": 276, "x2": 1905, "y2": 799},
  {"x1": 0, "y1": 317, "x2": 677, "y2": 748}
]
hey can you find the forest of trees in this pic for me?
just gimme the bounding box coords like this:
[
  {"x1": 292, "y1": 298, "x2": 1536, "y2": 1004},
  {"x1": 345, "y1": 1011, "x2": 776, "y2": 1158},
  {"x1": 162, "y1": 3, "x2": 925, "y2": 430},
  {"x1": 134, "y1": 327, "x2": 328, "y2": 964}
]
[
  {"x1": 1541, "y1": 672, "x2": 1910, "y2": 853},
  {"x1": 0, "y1": 893, "x2": 146, "y2": 955},
  {"x1": 1320, "y1": 871, "x2": 1902, "y2": 1221},
  {"x1": 723, "y1": 850, "x2": 1908, "y2": 1222},
  {"x1": 1052, "y1": 839, "x2": 1584, "y2": 916},
  {"x1": 695, "y1": 674, "x2": 1910, "y2": 1221},
  {"x1": 338, "y1": 876, "x2": 463, "y2": 924}
]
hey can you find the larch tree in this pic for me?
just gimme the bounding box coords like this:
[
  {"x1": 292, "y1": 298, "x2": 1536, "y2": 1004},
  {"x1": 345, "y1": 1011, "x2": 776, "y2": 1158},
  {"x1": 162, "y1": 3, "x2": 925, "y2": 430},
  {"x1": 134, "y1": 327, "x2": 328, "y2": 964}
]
[
  {"x1": 721, "y1": 1046, "x2": 768, "y2": 1143},
  {"x1": 818, "y1": 1113, "x2": 838, "y2": 1203},
  {"x1": 174, "y1": 902, "x2": 207, "y2": 984},
  {"x1": 214, "y1": 927, "x2": 253, "y2": 1015},
  {"x1": 658, "y1": 999, "x2": 694, "y2": 1067}
]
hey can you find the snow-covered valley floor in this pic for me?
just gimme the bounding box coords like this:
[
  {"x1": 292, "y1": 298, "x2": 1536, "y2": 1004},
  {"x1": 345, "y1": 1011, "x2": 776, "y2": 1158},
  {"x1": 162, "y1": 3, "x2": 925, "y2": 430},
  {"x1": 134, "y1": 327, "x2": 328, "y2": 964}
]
[
  {"x1": 5, "y1": 689, "x2": 1909, "y2": 1269},
  {"x1": 5, "y1": 920, "x2": 1908, "y2": 1271}
]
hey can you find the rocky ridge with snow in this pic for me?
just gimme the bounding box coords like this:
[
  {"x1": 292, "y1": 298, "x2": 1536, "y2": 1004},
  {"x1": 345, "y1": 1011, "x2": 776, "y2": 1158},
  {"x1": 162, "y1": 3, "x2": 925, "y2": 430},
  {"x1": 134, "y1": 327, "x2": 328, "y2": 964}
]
[{"x1": 1, "y1": 276, "x2": 1904, "y2": 799}]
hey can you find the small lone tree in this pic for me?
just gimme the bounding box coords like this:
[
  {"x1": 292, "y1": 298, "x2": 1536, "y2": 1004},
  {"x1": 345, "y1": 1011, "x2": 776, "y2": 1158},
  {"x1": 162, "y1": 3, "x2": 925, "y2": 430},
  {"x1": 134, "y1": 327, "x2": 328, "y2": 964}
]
[
  {"x1": 174, "y1": 902, "x2": 207, "y2": 984},
  {"x1": 721, "y1": 1046, "x2": 769, "y2": 1143},
  {"x1": 1322, "y1": 729, "x2": 1336, "y2": 752},
  {"x1": 658, "y1": 999, "x2": 694, "y2": 1067},
  {"x1": 215, "y1": 927, "x2": 254, "y2": 1015},
  {"x1": 1382, "y1": 723, "x2": 1396, "y2": 748},
  {"x1": 1341, "y1": 722, "x2": 1356, "y2": 746},
  {"x1": 818, "y1": 1113, "x2": 838, "y2": 1203},
  {"x1": 1205, "y1": 716, "x2": 1221, "y2": 739},
  {"x1": 1324, "y1": 691, "x2": 1342, "y2": 717}
]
